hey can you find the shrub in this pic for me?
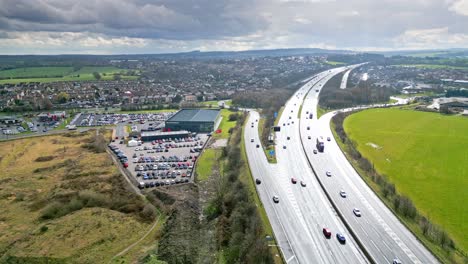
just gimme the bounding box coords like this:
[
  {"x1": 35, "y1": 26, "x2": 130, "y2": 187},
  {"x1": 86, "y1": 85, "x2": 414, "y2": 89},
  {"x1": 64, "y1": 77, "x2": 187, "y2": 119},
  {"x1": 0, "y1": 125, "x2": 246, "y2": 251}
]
[
  {"x1": 140, "y1": 203, "x2": 157, "y2": 221},
  {"x1": 35, "y1": 156, "x2": 55, "y2": 162},
  {"x1": 41, "y1": 201, "x2": 66, "y2": 220}
]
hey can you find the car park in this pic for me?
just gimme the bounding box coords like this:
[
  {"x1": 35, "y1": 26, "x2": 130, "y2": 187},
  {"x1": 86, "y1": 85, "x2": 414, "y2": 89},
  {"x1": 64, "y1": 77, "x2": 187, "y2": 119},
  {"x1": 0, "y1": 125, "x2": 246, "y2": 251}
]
[{"x1": 111, "y1": 134, "x2": 206, "y2": 189}]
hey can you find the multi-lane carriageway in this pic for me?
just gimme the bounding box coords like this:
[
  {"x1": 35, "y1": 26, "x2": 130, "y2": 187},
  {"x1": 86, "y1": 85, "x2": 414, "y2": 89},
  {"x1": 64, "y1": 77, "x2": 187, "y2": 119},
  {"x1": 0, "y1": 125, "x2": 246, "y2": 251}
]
[{"x1": 244, "y1": 66, "x2": 438, "y2": 264}]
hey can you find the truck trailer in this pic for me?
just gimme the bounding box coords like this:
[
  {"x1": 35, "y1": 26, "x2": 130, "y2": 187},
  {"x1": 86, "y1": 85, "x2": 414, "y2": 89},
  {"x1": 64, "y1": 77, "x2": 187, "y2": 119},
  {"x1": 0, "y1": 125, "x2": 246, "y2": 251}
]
[{"x1": 316, "y1": 137, "x2": 324, "y2": 152}]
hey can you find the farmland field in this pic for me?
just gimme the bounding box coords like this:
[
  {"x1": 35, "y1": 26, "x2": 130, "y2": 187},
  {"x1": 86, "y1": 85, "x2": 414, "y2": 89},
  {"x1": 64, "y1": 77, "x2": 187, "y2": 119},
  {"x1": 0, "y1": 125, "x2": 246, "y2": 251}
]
[
  {"x1": 344, "y1": 108, "x2": 468, "y2": 251},
  {"x1": 0, "y1": 66, "x2": 138, "y2": 84},
  {"x1": 0, "y1": 131, "x2": 161, "y2": 263},
  {"x1": 393, "y1": 64, "x2": 468, "y2": 70},
  {"x1": 0, "y1": 67, "x2": 74, "y2": 78}
]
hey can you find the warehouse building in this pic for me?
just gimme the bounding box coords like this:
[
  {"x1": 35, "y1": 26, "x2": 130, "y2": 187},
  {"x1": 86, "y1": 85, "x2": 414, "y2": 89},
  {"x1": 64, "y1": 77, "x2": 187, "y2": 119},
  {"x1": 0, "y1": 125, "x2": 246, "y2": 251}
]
[
  {"x1": 141, "y1": 130, "x2": 191, "y2": 142},
  {"x1": 165, "y1": 109, "x2": 221, "y2": 133}
]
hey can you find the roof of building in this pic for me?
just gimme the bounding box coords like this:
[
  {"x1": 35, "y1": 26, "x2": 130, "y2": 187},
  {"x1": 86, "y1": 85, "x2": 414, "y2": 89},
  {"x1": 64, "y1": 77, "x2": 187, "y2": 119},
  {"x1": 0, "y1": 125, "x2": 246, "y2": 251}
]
[
  {"x1": 166, "y1": 109, "x2": 220, "y2": 123},
  {"x1": 141, "y1": 130, "x2": 191, "y2": 137}
]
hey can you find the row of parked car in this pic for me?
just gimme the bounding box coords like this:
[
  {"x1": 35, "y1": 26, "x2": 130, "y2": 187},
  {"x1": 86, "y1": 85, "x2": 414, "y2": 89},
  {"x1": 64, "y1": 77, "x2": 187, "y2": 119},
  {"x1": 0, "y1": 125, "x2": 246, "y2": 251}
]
[
  {"x1": 138, "y1": 178, "x2": 190, "y2": 189},
  {"x1": 109, "y1": 144, "x2": 130, "y2": 167},
  {"x1": 133, "y1": 154, "x2": 197, "y2": 164},
  {"x1": 137, "y1": 170, "x2": 191, "y2": 179}
]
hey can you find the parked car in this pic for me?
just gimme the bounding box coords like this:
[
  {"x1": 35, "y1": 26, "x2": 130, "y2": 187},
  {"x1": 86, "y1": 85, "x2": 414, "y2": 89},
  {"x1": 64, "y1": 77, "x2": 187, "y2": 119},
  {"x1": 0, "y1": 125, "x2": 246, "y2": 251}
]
[
  {"x1": 291, "y1": 178, "x2": 297, "y2": 184},
  {"x1": 340, "y1": 190, "x2": 347, "y2": 198},
  {"x1": 300, "y1": 181, "x2": 306, "y2": 187},
  {"x1": 256, "y1": 178, "x2": 261, "y2": 185},
  {"x1": 322, "y1": 228, "x2": 332, "y2": 238}
]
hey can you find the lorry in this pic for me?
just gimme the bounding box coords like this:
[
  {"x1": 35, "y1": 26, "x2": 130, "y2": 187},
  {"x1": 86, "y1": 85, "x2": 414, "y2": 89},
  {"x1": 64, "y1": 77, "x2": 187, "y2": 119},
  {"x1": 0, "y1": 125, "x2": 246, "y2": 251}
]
[{"x1": 316, "y1": 137, "x2": 325, "y2": 152}]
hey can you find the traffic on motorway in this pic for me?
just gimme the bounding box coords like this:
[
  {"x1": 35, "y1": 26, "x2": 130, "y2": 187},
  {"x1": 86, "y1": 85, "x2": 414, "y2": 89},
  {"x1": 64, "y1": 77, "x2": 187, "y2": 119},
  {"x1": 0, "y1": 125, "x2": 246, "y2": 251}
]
[{"x1": 244, "y1": 66, "x2": 438, "y2": 264}]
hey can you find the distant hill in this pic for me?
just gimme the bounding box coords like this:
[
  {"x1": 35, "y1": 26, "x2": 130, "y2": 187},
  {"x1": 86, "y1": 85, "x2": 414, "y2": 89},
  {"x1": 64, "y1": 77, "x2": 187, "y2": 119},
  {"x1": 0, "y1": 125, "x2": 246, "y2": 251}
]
[{"x1": 371, "y1": 48, "x2": 468, "y2": 58}]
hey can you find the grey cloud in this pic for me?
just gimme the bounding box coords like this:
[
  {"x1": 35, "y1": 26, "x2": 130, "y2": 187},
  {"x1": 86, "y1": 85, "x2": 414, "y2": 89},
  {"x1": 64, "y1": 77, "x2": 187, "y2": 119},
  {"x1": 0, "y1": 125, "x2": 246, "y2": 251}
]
[
  {"x1": 0, "y1": 0, "x2": 270, "y2": 40},
  {"x1": 0, "y1": 0, "x2": 467, "y2": 53}
]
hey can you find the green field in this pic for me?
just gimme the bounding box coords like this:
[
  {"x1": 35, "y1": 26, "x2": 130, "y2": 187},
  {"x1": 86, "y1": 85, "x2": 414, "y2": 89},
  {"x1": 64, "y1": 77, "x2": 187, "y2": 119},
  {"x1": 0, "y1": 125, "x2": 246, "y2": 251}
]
[
  {"x1": 0, "y1": 67, "x2": 74, "y2": 78},
  {"x1": 213, "y1": 109, "x2": 237, "y2": 139},
  {"x1": 344, "y1": 108, "x2": 468, "y2": 251},
  {"x1": 326, "y1": 61, "x2": 346, "y2": 65},
  {"x1": 0, "y1": 66, "x2": 138, "y2": 84},
  {"x1": 394, "y1": 64, "x2": 468, "y2": 70}
]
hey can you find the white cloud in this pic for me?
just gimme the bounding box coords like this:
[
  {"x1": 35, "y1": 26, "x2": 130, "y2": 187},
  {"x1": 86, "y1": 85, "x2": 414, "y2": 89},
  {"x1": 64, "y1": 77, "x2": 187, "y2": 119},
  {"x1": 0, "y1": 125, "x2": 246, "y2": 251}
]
[
  {"x1": 448, "y1": 0, "x2": 468, "y2": 16},
  {"x1": 393, "y1": 27, "x2": 468, "y2": 49}
]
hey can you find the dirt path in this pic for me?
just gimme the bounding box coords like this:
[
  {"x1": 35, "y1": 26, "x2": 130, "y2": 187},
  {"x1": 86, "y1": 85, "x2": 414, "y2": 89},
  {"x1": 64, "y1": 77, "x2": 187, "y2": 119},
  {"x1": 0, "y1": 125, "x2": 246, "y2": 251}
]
[{"x1": 108, "y1": 214, "x2": 162, "y2": 263}]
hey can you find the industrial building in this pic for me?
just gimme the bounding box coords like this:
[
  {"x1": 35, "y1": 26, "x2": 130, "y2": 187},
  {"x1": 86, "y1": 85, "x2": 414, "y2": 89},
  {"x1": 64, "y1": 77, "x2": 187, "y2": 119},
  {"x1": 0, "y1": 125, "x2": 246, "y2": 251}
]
[
  {"x1": 165, "y1": 109, "x2": 221, "y2": 133},
  {"x1": 141, "y1": 130, "x2": 191, "y2": 142}
]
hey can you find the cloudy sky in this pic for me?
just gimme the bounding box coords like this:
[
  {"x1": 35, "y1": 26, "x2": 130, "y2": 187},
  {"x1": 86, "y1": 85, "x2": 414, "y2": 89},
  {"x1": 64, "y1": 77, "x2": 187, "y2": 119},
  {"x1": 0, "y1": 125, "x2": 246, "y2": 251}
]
[{"x1": 0, "y1": 0, "x2": 467, "y2": 54}]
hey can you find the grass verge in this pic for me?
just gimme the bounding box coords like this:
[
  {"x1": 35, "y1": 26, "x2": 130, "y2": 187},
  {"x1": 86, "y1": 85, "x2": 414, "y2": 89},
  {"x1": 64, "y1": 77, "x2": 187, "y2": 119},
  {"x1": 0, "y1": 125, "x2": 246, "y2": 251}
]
[
  {"x1": 195, "y1": 148, "x2": 220, "y2": 182},
  {"x1": 258, "y1": 118, "x2": 277, "y2": 163},
  {"x1": 213, "y1": 109, "x2": 237, "y2": 139}
]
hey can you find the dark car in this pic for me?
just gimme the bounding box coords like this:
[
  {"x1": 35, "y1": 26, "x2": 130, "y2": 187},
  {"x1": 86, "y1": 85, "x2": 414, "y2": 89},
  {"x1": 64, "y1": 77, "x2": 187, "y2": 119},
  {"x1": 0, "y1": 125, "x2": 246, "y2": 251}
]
[
  {"x1": 322, "y1": 228, "x2": 332, "y2": 238},
  {"x1": 255, "y1": 178, "x2": 261, "y2": 185},
  {"x1": 313, "y1": 149, "x2": 318, "y2": 154},
  {"x1": 336, "y1": 233, "x2": 346, "y2": 244},
  {"x1": 256, "y1": 144, "x2": 260, "y2": 148},
  {"x1": 291, "y1": 178, "x2": 297, "y2": 184}
]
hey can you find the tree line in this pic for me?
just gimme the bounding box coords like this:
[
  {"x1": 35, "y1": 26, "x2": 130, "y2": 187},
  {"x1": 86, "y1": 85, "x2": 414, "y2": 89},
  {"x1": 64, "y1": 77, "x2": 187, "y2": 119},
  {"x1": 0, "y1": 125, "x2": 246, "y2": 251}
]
[
  {"x1": 319, "y1": 72, "x2": 397, "y2": 109},
  {"x1": 205, "y1": 112, "x2": 273, "y2": 263}
]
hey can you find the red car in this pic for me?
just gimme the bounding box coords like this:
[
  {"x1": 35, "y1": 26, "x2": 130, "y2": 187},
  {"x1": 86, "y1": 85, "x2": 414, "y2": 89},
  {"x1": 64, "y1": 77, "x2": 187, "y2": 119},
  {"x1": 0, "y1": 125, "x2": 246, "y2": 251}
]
[
  {"x1": 322, "y1": 228, "x2": 331, "y2": 238},
  {"x1": 123, "y1": 162, "x2": 129, "y2": 168},
  {"x1": 291, "y1": 178, "x2": 297, "y2": 184}
]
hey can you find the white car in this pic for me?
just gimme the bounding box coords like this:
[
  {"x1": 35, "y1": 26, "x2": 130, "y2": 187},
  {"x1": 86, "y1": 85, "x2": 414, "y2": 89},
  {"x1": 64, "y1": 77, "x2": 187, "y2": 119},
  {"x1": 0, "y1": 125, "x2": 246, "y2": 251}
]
[
  {"x1": 326, "y1": 171, "x2": 332, "y2": 177},
  {"x1": 339, "y1": 190, "x2": 347, "y2": 198},
  {"x1": 272, "y1": 196, "x2": 280, "y2": 203},
  {"x1": 251, "y1": 138, "x2": 254, "y2": 142},
  {"x1": 353, "y1": 208, "x2": 362, "y2": 217}
]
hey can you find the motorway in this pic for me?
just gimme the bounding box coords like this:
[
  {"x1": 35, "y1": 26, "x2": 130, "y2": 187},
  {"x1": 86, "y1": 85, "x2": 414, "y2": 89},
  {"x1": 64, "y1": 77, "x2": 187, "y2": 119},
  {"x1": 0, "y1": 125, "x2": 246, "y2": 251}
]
[
  {"x1": 244, "y1": 67, "x2": 369, "y2": 264},
  {"x1": 245, "y1": 66, "x2": 438, "y2": 263},
  {"x1": 299, "y1": 92, "x2": 438, "y2": 263}
]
